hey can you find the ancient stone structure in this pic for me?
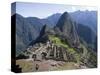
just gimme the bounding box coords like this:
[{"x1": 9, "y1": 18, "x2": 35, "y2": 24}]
[
  {"x1": 27, "y1": 40, "x2": 68, "y2": 62},
  {"x1": 45, "y1": 44, "x2": 68, "y2": 61}
]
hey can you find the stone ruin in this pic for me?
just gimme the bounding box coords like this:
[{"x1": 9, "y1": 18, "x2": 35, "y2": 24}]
[
  {"x1": 29, "y1": 40, "x2": 68, "y2": 62},
  {"x1": 24, "y1": 38, "x2": 85, "y2": 63},
  {"x1": 46, "y1": 44, "x2": 68, "y2": 61}
]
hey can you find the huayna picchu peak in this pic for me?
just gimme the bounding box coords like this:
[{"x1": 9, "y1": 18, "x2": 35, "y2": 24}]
[{"x1": 54, "y1": 12, "x2": 80, "y2": 48}]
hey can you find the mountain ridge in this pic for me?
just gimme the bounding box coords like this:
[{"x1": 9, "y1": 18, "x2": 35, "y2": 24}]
[{"x1": 13, "y1": 10, "x2": 97, "y2": 54}]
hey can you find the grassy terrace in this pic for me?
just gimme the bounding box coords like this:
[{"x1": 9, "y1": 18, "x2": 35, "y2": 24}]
[
  {"x1": 48, "y1": 35, "x2": 80, "y2": 63},
  {"x1": 16, "y1": 35, "x2": 84, "y2": 72},
  {"x1": 48, "y1": 35, "x2": 68, "y2": 48}
]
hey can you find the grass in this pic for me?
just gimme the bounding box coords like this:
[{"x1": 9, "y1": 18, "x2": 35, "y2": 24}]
[
  {"x1": 16, "y1": 35, "x2": 80, "y2": 72},
  {"x1": 16, "y1": 35, "x2": 89, "y2": 72},
  {"x1": 48, "y1": 35, "x2": 68, "y2": 48},
  {"x1": 56, "y1": 62, "x2": 79, "y2": 70},
  {"x1": 16, "y1": 59, "x2": 35, "y2": 72},
  {"x1": 49, "y1": 35, "x2": 81, "y2": 63},
  {"x1": 16, "y1": 59, "x2": 80, "y2": 72}
]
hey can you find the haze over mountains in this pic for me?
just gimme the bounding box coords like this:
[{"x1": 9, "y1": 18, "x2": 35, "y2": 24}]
[
  {"x1": 11, "y1": 10, "x2": 97, "y2": 55},
  {"x1": 11, "y1": 10, "x2": 98, "y2": 70}
]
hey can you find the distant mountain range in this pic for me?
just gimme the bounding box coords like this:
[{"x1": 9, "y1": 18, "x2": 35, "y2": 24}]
[
  {"x1": 11, "y1": 10, "x2": 97, "y2": 55},
  {"x1": 43, "y1": 11, "x2": 97, "y2": 33},
  {"x1": 70, "y1": 11, "x2": 97, "y2": 33},
  {"x1": 26, "y1": 11, "x2": 97, "y2": 68}
]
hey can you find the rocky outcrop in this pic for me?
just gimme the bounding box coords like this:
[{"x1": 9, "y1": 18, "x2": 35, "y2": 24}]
[{"x1": 54, "y1": 12, "x2": 80, "y2": 48}]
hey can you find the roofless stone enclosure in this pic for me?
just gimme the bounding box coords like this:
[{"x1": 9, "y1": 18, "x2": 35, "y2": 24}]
[
  {"x1": 26, "y1": 39, "x2": 69, "y2": 62},
  {"x1": 46, "y1": 45, "x2": 68, "y2": 61}
]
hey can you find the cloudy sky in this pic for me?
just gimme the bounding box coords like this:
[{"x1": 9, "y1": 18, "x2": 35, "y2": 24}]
[{"x1": 12, "y1": 2, "x2": 97, "y2": 18}]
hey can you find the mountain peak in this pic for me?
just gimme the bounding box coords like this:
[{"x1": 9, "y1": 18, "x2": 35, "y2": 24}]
[
  {"x1": 55, "y1": 11, "x2": 80, "y2": 47},
  {"x1": 61, "y1": 12, "x2": 71, "y2": 19},
  {"x1": 63, "y1": 12, "x2": 69, "y2": 15},
  {"x1": 56, "y1": 11, "x2": 73, "y2": 32}
]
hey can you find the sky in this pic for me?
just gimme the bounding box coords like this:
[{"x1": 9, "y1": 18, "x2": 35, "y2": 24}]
[{"x1": 12, "y1": 2, "x2": 97, "y2": 19}]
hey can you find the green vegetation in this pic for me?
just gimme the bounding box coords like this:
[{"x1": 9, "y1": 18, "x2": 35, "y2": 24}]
[
  {"x1": 48, "y1": 35, "x2": 80, "y2": 63},
  {"x1": 68, "y1": 47, "x2": 80, "y2": 63},
  {"x1": 86, "y1": 49, "x2": 97, "y2": 68},
  {"x1": 56, "y1": 62, "x2": 79, "y2": 70},
  {"x1": 49, "y1": 35, "x2": 68, "y2": 48}
]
